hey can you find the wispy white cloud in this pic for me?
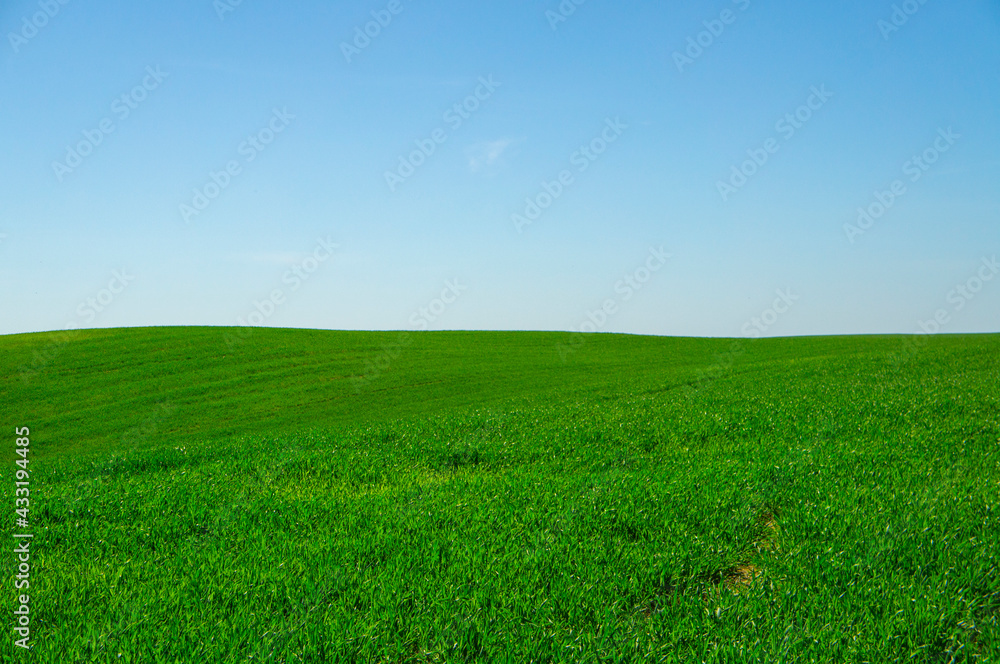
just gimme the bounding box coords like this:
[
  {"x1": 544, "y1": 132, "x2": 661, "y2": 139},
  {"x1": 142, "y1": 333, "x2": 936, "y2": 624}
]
[{"x1": 466, "y1": 138, "x2": 519, "y2": 173}]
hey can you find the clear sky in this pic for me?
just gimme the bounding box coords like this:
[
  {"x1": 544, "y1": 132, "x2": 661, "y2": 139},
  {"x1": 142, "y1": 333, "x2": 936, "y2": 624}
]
[{"x1": 2, "y1": 1, "x2": 998, "y2": 338}]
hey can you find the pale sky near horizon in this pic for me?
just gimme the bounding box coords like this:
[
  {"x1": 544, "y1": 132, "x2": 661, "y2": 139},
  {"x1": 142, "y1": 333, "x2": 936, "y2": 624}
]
[{"x1": 1, "y1": 1, "x2": 998, "y2": 338}]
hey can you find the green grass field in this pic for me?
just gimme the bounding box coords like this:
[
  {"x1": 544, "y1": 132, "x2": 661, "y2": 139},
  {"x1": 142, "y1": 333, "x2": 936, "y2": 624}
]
[{"x1": 2, "y1": 327, "x2": 998, "y2": 662}]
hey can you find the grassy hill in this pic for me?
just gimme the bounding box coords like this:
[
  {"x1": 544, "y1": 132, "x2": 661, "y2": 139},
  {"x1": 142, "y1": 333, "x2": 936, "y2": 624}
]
[
  {"x1": 4, "y1": 326, "x2": 724, "y2": 459},
  {"x1": 2, "y1": 327, "x2": 998, "y2": 662}
]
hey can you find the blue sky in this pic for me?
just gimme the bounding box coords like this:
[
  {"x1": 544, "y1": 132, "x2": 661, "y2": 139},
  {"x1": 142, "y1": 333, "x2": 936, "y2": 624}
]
[{"x1": 2, "y1": 0, "x2": 998, "y2": 338}]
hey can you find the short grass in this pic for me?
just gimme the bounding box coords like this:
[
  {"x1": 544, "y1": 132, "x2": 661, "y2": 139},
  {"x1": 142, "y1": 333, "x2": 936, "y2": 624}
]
[{"x1": 1, "y1": 327, "x2": 998, "y2": 662}]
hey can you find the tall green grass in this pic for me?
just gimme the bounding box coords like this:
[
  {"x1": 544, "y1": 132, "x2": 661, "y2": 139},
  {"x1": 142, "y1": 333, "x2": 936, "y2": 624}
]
[{"x1": 1, "y1": 328, "x2": 998, "y2": 662}]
